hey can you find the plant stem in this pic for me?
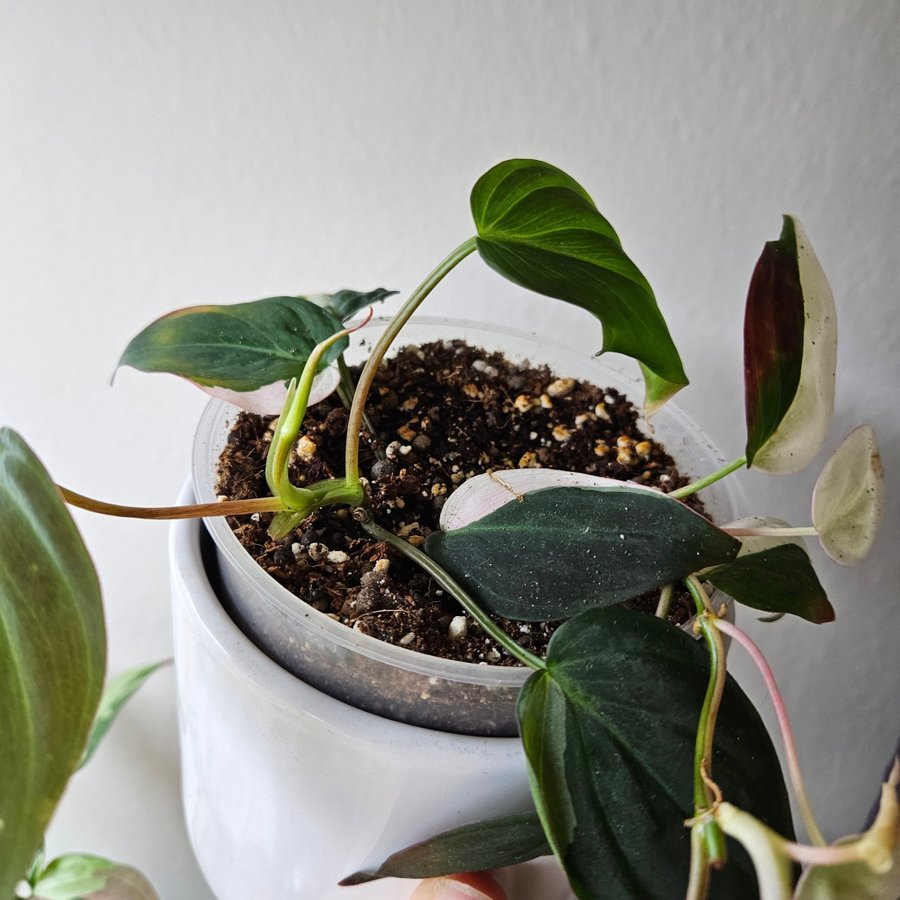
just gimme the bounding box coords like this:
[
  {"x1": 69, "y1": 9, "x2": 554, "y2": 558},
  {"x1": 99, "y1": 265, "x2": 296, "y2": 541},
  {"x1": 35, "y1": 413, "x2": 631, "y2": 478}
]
[
  {"x1": 714, "y1": 617, "x2": 827, "y2": 847},
  {"x1": 337, "y1": 355, "x2": 384, "y2": 458},
  {"x1": 686, "y1": 576, "x2": 728, "y2": 869},
  {"x1": 344, "y1": 236, "x2": 478, "y2": 483},
  {"x1": 655, "y1": 583, "x2": 674, "y2": 619},
  {"x1": 356, "y1": 511, "x2": 545, "y2": 671},
  {"x1": 686, "y1": 826, "x2": 711, "y2": 900},
  {"x1": 59, "y1": 486, "x2": 285, "y2": 519},
  {"x1": 267, "y1": 318, "x2": 370, "y2": 508},
  {"x1": 670, "y1": 456, "x2": 746, "y2": 500},
  {"x1": 724, "y1": 526, "x2": 818, "y2": 538}
]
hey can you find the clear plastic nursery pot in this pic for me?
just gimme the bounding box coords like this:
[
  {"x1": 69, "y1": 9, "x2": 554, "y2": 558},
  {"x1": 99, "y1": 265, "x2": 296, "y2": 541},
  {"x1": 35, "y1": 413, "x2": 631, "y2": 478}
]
[{"x1": 191, "y1": 318, "x2": 743, "y2": 738}]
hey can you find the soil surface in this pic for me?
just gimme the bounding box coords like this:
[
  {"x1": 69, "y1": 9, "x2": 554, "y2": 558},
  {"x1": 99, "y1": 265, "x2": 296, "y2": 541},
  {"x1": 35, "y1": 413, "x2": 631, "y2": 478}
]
[{"x1": 216, "y1": 340, "x2": 704, "y2": 664}]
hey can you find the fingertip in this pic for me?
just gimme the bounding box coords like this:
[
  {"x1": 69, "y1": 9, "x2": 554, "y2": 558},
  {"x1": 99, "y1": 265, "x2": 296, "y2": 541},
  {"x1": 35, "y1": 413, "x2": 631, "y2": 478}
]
[{"x1": 409, "y1": 871, "x2": 507, "y2": 900}]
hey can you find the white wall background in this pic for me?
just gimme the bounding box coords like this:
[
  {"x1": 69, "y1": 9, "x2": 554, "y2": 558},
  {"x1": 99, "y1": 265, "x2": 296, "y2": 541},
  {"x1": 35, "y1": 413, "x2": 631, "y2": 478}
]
[{"x1": 2, "y1": 2, "x2": 898, "y2": 896}]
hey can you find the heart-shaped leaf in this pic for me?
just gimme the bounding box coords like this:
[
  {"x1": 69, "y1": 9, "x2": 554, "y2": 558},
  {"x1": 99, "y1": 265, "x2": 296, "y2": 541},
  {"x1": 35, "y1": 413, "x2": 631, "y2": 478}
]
[
  {"x1": 118, "y1": 295, "x2": 349, "y2": 413},
  {"x1": 812, "y1": 425, "x2": 884, "y2": 565},
  {"x1": 306, "y1": 287, "x2": 397, "y2": 321},
  {"x1": 425, "y1": 485, "x2": 739, "y2": 621},
  {"x1": 33, "y1": 854, "x2": 159, "y2": 900},
  {"x1": 340, "y1": 813, "x2": 550, "y2": 886},
  {"x1": 80, "y1": 660, "x2": 170, "y2": 769},
  {"x1": 0, "y1": 430, "x2": 106, "y2": 898},
  {"x1": 703, "y1": 544, "x2": 834, "y2": 623},
  {"x1": 471, "y1": 159, "x2": 688, "y2": 413},
  {"x1": 745, "y1": 216, "x2": 837, "y2": 473},
  {"x1": 518, "y1": 608, "x2": 794, "y2": 899}
]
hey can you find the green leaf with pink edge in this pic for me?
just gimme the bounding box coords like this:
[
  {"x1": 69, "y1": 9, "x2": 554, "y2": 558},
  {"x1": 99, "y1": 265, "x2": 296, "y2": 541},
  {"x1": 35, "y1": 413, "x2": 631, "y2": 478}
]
[
  {"x1": 0, "y1": 430, "x2": 106, "y2": 899},
  {"x1": 744, "y1": 216, "x2": 837, "y2": 473},
  {"x1": 471, "y1": 159, "x2": 688, "y2": 414},
  {"x1": 812, "y1": 425, "x2": 885, "y2": 566},
  {"x1": 117, "y1": 293, "x2": 359, "y2": 414}
]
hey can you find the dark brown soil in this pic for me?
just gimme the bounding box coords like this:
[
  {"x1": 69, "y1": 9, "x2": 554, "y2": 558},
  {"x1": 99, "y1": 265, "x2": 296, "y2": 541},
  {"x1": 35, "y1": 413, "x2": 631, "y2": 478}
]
[{"x1": 216, "y1": 340, "x2": 704, "y2": 665}]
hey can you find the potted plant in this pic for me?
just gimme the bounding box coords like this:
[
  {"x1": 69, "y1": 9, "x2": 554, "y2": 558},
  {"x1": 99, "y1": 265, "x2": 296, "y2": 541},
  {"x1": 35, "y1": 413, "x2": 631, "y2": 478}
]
[{"x1": 4, "y1": 159, "x2": 896, "y2": 899}]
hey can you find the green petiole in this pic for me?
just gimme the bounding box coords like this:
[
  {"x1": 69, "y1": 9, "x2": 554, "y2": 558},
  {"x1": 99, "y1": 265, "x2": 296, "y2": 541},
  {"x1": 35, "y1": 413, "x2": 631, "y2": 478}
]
[
  {"x1": 264, "y1": 322, "x2": 369, "y2": 538},
  {"x1": 686, "y1": 576, "x2": 729, "y2": 881},
  {"x1": 356, "y1": 511, "x2": 545, "y2": 671},
  {"x1": 670, "y1": 456, "x2": 746, "y2": 500},
  {"x1": 344, "y1": 237, "x2": 477, "y2": 484}
]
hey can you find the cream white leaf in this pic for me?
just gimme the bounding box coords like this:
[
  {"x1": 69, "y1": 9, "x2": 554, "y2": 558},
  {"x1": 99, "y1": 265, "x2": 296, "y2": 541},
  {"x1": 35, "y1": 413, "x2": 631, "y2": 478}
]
[{"x1": 812, "y1": 425, "x2": 884, "y2": 565}]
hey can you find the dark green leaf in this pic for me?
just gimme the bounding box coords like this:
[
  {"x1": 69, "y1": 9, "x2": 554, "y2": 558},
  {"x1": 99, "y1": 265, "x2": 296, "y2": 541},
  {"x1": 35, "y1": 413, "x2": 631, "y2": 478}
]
[
  {"x1": 471, "y1": 159, "x2": 687, "y2": 412},
  {"x1": 744, "y1": 216, "x2": 837, "y2": 472},
  {"x1": 704, "y1": 544, "x2": 834, "y2": 623},
  {"x1": 0, "y1": 430, "x2": 106, "y2": 898},
  {"x1": 518, "y1": 608, "x2": 794, "y2": 900},
  {"x1": 425, "y1": 486, "x2": 739, "y2": 620},
  {"x1": 80, "y1": 660, "x2": 170, "y2": 769},
  {"x1": 307, "y1": 287, "x2": 397, "y2": 321},
  {"x1": 339, "y1": 813, "x2": 550, "y2": 885},
  {"x1": 34, "y1": 854, "x2": 159, "y2": 900},
  {"x1": 118, "y1": 295, "x2": 347, "y2": 393}
]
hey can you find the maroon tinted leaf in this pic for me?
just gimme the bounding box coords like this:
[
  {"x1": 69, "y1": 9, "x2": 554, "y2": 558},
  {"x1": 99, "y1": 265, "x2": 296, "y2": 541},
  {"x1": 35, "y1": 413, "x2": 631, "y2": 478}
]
[{"x1": 744, "y1": 217, "x2": 805, "y2": 467}]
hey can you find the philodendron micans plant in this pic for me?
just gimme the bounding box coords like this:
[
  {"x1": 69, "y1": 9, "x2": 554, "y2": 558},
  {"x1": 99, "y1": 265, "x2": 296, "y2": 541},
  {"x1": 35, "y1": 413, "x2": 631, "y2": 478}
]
[{"x1": 1, "y1": 159, "x2": 895, "y2": 899}]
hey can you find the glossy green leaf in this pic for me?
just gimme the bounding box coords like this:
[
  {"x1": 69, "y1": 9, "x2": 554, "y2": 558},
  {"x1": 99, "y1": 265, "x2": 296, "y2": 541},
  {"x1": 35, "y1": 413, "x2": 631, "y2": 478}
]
[
  {"x1": 812, "y1": 425, "x2": 884, "y2": 565},
  {"x1": 517, "y1": 608, "x2": 794, "y2": 899},
  {"x1": 425, "y1": 485, "x2": 739, "y2": 621},
  {"x1": 745, "y1": 216, "x2": 837, "y2": 472},
  {"x1": 340, "y1": 813, "x2": 550, "y2": 885},
  {"x1": 80, "y1": 660, "x2": 170, "y2": 769},
  {"x1": 118, "y1": 295, "x2": 348, "y2": 411},
  {"x1": 703, "y1": 544, "x2": 834, "y2": 623},
  {"x1": 0, "y1": 430, "x2": 106, "y2": 898},
  {"x1": 306, "y1": 287, "x2": 397, "y2": 321},
  {"x1": 34, "y1": 854, "x2": 159, "y2": 900},
  {"x1": 471, "y1": 159, "x2": 687, "y2": 413}
]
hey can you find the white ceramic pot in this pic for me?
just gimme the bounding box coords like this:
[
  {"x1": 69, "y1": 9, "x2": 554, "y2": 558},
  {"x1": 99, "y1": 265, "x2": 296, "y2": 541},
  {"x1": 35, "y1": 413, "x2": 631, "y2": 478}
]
[
  {"x1": 173, "y1": 318, "x2": 744, "y2": 898},
  {"x1": 170, "y1": 501, "x2": 572, "y2": 899}
]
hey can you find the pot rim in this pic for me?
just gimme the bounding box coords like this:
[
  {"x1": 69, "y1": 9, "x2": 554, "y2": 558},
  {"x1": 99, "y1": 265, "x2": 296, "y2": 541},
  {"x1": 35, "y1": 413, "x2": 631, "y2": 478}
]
[{"x1": 192, "y1": 316, "x2": 744, "y2": 688}]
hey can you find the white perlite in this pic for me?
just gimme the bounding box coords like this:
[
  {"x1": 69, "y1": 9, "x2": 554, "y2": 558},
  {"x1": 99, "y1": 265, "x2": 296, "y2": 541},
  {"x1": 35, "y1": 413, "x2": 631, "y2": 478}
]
[{"x1": 448, "y1": 615, "x2": 468, "y2": 639}]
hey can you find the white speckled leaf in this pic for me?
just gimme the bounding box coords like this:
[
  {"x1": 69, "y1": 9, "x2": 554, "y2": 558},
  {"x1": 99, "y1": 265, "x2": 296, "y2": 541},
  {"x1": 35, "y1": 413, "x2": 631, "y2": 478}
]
[
  {"x1": 439, "y1": 468, "x2": 658, "y2": 532},
  {"x1": 752, "y1": 218, "x2": 838, "y2": 474},
  {"x1": 812, "y1": 426, "x2": 884, "y2": 565}
]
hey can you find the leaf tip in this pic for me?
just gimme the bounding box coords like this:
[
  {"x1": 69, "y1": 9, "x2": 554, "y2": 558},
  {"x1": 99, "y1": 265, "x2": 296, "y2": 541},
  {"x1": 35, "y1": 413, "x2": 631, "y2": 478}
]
[{"x1": 338, "y1": 871, "x2": 375, "y2": 886}]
